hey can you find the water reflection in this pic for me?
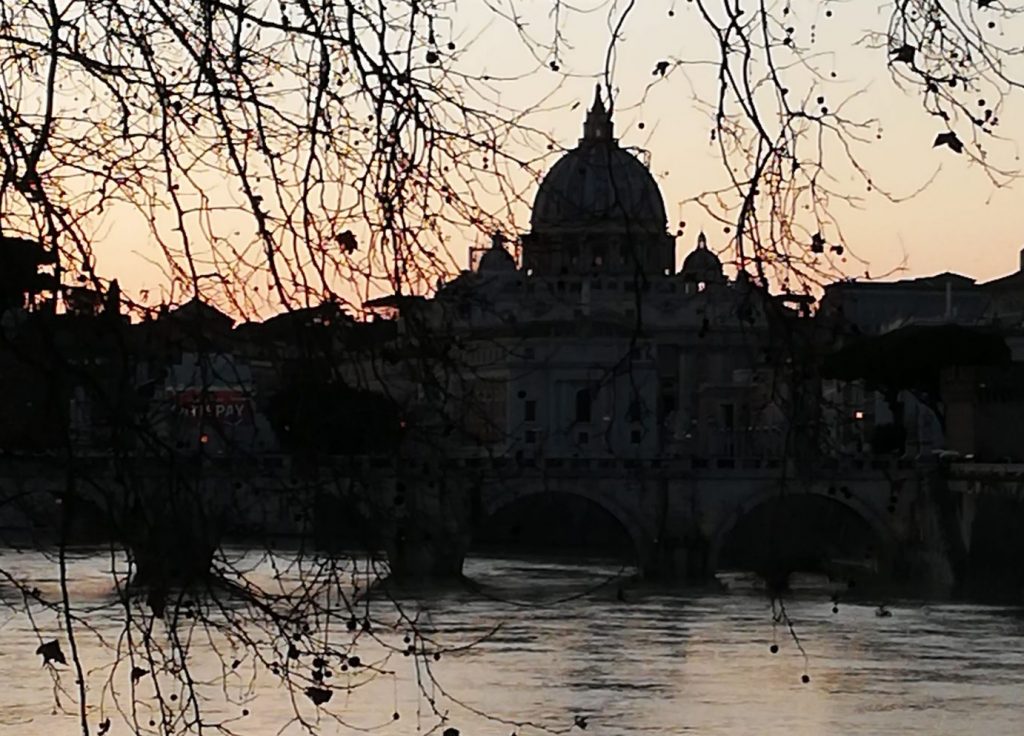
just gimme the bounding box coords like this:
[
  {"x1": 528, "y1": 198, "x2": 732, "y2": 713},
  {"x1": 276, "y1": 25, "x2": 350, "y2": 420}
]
[{"x1": 0, "y1": 549, "x2": 1022, "y2": 735}]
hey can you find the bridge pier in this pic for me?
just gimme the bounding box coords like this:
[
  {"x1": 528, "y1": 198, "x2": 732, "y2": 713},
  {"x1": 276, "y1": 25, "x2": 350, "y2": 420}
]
[
  {"x1": 128, "y1": 525, "x2": 217, "y2": 588},
  {"x1": 382, "y1": 462, "x2": 474, "y2": 581},
  {"x1": 641, "y1": 533, "x2": 714, "y2": 583},
  {"x1": 113, "y1": 472, "x2": 225, "y2": 601},
  {"x1": 940, "y1": 464, "x2": 1024, "y2": 600},
  {"x1": 887, "y1": 468, "x2": 976, "y2": 597},
  {"x1": 386, "y1": 526, "x2": 469, "y2": 580}
]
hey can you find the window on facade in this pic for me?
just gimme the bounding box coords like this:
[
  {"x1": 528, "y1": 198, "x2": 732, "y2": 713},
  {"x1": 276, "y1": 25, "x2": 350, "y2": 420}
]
[
  {"x1": 577, "y1": 431, "x2": 589, "y2": 445},
  {"x1": 627, "y1": 397, "x2": 643, "y2": 422},
  {"x1": 657, "y1": 347, "x2": 679, "y2": 375},
  {"x1": 630, "y1": 429, "x2": 642, "y2": 444},
  {"x1": 525, "y1": 400, "x2": 536, "y2": 422},
  {"x1": 464, "y1": 382, "x2": 506, "y2": 444},
  {"x1": 575, "y1": 389, "x2": 591, "y2": 423},
  {"x1": 525, "y1": 430, "x2": 537, "y2": 444},
  {"x1": 721, "y1": 403, "x2": 735, "y2": 431},
  {"x1": 659, "y1": 391, "x2": 677, "y2": 418}
]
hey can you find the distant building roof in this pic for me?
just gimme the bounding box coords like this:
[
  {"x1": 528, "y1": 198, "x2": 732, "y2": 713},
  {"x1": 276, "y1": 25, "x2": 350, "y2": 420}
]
[
  {"x1": 825, "y1": 272, "x2": 976, "y2": 292},
  {"x1": 680, "y1": 231, "x2": 724, "y2": 283},
  {"x1": 256, "y1": 301, "x2": 351, "y2": 331},
  {"x1": 979, "y1": 270, "x2": 1024, "y2": 291},
  {"x1": 819, "y1": 272, "x2": 991, "y2": 335},
  {"x1": 477, "y1": 234, "x2": 517, "y2": 274},
  {"x1": 167, "y1": 297, "x2": 234, "y2": 329},
  {"x1": 364, "y1": 294, "x2": 428, "y2": 310}
]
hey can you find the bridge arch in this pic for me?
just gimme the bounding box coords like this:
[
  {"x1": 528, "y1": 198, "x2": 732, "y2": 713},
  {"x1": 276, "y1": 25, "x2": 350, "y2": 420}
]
[
  {"x1": 708, "y1": 484, "x2": 898, "y2": 585},
  {"x1": 474, "y1": 482, "x2": 657, "y2": 569}
]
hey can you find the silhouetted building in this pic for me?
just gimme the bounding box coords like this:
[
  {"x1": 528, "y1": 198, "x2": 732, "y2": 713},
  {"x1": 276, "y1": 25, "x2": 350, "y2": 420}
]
[
  {"x1": 364, "y1": 89, "x2": 792, "y2": 460},
  {"x1": 817, "y1": 251, "x2": 1024, "y2": 457},
  {"x1": 942, "y1": 364, "x2": 1024, "y2": 461},
  {"x1": 818, "y1": 272, "x2": 987, "y2": 335}
]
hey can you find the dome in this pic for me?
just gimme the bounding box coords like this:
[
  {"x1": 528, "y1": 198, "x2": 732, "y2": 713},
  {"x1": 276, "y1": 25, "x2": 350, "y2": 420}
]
[
  {"x1": 477, "y1": 233, "x2": 517, "y2": 273},
  {"x1": 681, "y1": 232, "x2": 724, "y2": 282},
  {"x1": 530, "y1": 87, "x2": 667, "y2": 234}
]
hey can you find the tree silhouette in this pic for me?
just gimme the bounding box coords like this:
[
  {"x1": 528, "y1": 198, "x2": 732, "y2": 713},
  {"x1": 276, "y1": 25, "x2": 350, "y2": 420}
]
[
  {"x1": 0, "y1": 0, "x2": 1023, "y2": 732},
  {"x1": 0, "y1": 235, "x2": 57, "y2": 310}
]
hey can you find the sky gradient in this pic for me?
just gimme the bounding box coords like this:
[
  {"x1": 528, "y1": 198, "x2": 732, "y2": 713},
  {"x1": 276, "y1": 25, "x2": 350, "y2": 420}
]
[{"x1": 82, "y1": 0, "x2": 1024, "y2": 305}]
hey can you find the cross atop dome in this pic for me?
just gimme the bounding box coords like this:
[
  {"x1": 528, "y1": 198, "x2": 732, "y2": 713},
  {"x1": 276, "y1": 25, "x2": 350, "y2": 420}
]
[{"x1": 581, "y1": 84, "x2": 614, "y2": 143}]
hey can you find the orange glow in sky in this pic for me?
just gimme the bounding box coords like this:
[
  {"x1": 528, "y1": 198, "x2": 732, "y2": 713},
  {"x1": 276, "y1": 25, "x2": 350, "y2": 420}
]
[{"x1": 81, "y1": 0, "x2": 1024, "y2": 305}]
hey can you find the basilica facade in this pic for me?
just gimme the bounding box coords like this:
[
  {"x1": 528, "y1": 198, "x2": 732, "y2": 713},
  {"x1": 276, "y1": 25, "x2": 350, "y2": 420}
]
[{"x1": 371, "y1": 89, "x2": 792, "y2": 461}]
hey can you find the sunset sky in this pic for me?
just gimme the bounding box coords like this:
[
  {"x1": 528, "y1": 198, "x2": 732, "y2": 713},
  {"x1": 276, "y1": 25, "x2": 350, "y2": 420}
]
[{"x1": 80, "y1": 0, "x2": 1024, "y2": 306}]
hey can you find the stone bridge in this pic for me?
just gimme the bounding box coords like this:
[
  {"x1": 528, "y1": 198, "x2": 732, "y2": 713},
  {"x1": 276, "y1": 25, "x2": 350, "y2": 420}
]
[
  {"x1": 0, "y1": 453, "x2": 1014, "y2": 595},
  {"x1": 0, "y1": 453, "x2": 350, "y2": 586},
  {"x1": 381, "y1": 455, "x2": 974, "y2": 592}
]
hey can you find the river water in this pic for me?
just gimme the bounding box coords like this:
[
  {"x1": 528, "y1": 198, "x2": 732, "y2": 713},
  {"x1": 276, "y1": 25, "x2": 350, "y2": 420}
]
[{"x1": 1, "y1": 548, "x2": 1023, "y2": 735}]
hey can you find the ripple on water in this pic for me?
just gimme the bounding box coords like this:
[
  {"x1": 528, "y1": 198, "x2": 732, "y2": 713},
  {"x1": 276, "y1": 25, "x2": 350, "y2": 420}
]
[{"x1": 2, "y1": 551, "x2": 1024, "y2": 736}]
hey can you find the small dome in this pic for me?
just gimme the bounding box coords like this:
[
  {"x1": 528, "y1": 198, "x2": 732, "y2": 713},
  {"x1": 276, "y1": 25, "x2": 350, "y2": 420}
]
[
  {"x1": 477, "y1": 233, "x2": 516, "y2": 273},
  {"x1": 681, "y1": 232, "x2": 724, "y2": 282},
  {"x1": 530, "y1": 86, "x2": 667, "y2": 234}
]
